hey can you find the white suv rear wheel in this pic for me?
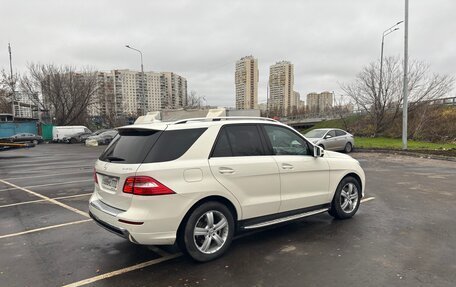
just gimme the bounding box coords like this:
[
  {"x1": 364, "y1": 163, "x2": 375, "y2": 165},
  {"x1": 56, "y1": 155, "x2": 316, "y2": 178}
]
[{"x1": 182, "y1": 202, "x2": 234, "y2": 262}]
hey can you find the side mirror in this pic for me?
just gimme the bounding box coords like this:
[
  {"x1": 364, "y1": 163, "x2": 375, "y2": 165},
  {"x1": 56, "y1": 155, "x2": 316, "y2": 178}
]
[
  {"x1": 313, "y1": 145, "x2": 324, "y2": 157},
  {"x1": 324, "y1": 134, "x2": 332, "y2": 139}
]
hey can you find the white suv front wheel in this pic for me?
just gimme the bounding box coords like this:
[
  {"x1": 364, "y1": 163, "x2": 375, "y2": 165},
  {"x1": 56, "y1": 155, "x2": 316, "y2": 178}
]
[
  {"x1": 328, "y1": 177, "x2": 361, "y2": 219},
  {"x1": 182, "y1": 201, "x2": 234, "y2": 262}
]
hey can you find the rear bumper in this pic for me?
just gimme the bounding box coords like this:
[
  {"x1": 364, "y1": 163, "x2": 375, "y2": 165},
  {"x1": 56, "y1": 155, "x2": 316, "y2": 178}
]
[
  {"x1": 89, "y1": 211, "x2": 133, "y2": 240},
  {"x1": 88, "y1": 193, "x2": 180, "y2": 245}
]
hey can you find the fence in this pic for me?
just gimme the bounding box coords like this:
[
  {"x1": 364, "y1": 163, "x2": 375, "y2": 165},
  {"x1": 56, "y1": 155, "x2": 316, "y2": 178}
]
[{"x1": 0, "y1": 122, "x2": 38, "y2": 138}]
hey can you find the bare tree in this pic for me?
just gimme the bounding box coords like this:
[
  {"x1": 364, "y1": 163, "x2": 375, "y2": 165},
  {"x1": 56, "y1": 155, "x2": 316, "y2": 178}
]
[
  {"x1": 20, "y1": 64, "x2": 98, "y2": 125},
  {"x1": 0, "y1": 69, "x2": 18, "y2": 114},
  {"x1": 185, "y1": 91, "x2": 203, "y2": 109},
  {"x1": 341, "y1": 57, "x2": 454, "y2": 135},
  {"x1": 0, "y1": 89, "x2": 11, "y2": 113},
  {"x1": 330, "y1": 95, "x2": 354, "y2": 131}
]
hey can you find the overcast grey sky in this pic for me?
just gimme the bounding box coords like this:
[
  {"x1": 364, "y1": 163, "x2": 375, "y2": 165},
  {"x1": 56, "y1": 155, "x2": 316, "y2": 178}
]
[{"x1": 1, "y1": 0, "x2": 455, "y2": 107}]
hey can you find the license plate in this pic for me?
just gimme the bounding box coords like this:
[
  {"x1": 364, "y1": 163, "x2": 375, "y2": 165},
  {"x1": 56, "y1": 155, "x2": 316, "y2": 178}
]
[{"x1": 101, "y1": 175, "x2": 119, "y2": 191}]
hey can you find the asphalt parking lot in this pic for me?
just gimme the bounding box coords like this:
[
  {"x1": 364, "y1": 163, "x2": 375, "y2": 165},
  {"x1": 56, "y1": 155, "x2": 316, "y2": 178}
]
[{"x1": 1, "y1": 144, "x2": 455, "y2": 287}]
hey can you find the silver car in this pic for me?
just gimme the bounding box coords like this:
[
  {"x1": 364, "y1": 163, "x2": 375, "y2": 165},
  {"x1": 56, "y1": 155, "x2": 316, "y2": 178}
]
[{"x1": 304, "y1": 128, "x2": 354, "y2": 153}]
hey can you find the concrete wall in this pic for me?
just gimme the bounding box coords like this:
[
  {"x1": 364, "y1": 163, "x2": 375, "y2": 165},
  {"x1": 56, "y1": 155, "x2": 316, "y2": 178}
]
[{"x1": 226, "y1": 109, "x2": 261, "y2": 117}]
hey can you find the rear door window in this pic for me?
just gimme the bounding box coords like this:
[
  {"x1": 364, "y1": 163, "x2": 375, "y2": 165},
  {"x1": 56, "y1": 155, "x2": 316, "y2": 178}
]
[
  {"x1": 211, "y1": 125, "x2": 264, "y2": 157},
  {"x1": 99, "y1": 129, "x2": 162, "y2": 164},
  {"x1": 143, "y1": 128, "x2": 207, "y2": 163},
  {"x1": 335, "y1": 130, "x2": 347, "y2": 137},
  {"x1": 212, "y1": 129, "x2": 232, "y2": 157}
]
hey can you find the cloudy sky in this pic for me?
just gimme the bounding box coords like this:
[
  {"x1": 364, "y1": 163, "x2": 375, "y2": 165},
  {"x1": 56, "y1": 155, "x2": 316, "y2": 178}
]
[{"x1": 1, "y1": 0, "x2": 455, "y2": 107}]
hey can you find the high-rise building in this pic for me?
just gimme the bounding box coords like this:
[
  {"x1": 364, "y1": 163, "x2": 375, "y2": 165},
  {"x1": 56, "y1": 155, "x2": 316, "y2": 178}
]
[
  {"x1": 89, "y1": 69, "x2": 187, "y2": 117},
  {"x1": 88, "y1": 71, "x2": 115, "y2": 117},
  {"x1": 269, "y1": 61, "x2": 295, "y2": 116},
  {"x1": 235, "y1": 56, "x2": 258, "y2": 109},
  {"x1": 319, "y1": 91, "x2": 334, "y2": 112},
  {"x1": 160, "y1": 72, "x2": 188, "y2": 109},
  {"x1": 306, "y1": 92, "x2": 319, "y2": 114},
  {"x1": 293, "y1": 91, "x2": 301, "y2": 113},
  {"x1": 306, "y1": 91, "x2": 334, "y2": 114}
]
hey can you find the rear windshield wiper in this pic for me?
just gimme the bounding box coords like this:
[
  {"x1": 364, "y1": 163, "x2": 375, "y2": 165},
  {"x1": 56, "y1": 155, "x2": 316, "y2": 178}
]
[{"x1": 105, "y1": 156, "x2": 125, "y2": 162}]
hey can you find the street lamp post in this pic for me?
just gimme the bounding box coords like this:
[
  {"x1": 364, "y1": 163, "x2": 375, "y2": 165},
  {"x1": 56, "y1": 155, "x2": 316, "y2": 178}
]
[
  {"x1": 379, "y1": 21, "x2": 403, "y2": 101},
  {"x1": 8, "y1": 43, "x2": 15, "y2": 117},
  {"x1": 125, "y1": 45, "x2": 145, "y2": 116},
  {"x1": 402, "y1": 0, "x2": 409, "y2": 150}
]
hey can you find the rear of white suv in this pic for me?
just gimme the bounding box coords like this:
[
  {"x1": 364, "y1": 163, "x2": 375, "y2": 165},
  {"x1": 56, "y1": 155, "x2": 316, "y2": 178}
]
[{"x1": 89, "y1": 118, "x2": 365, "y2": 262}]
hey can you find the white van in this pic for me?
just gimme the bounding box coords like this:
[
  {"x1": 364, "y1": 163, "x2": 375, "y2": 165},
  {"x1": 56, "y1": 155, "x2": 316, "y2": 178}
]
[{"x1": 52, "y1": 126, "x2": 91, "y2": 142}]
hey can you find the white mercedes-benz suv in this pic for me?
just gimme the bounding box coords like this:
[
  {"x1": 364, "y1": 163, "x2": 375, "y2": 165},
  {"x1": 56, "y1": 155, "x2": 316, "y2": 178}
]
[{"x1": 89, "y1": 117, "x2": 365, "y2": 262}]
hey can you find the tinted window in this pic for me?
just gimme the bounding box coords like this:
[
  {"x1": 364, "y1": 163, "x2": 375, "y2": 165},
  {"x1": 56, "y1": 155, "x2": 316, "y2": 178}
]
[
  {"x1": 144, "y1": 128, "x2": 207, "y2": 163},
  {"x1": 335, "y1": 130, "x2": 347, "y2": 136},
  {"x1": 99, "y1": 129, "x2": 162, "y2": 164},
  {"x1": 212, "y1": 129, "x2": 232, "y2": 157},
  {"x1": 326, "y1": 130, "x2": 336, "y2": 137},
  {"x1": 263, "y1": 125, "x2": 310, "y2": 156},
  {"x1": 212, "y1": 125, "x2": 264, "y2": 157}
]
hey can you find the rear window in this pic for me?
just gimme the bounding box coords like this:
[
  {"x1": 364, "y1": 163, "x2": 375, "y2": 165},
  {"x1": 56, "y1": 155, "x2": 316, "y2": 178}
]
[
  {"x1": 143, "y1": 128, "x2": 207, "y2": 163},
  {"x1": 100, "y1": 128, "x2": 207, "y2": 164},
  {"x1": 99, "y1": 129, "x2": 162, "y2": 164}
]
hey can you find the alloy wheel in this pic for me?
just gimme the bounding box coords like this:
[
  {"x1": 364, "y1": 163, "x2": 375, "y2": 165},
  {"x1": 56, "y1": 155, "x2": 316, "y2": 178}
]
[
  {"x1": 340, "y1": 182, "x2": 358, "y2": 213},
  {"x1": 193, "y1": 210, "x2": 229, "y2": 254}
]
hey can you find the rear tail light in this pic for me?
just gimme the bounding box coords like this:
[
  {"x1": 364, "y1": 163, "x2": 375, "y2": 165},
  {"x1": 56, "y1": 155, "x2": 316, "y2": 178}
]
[
  {"x1": 122, "y1": 176, "x2": 175, "y2": 196},
  {"x1": 94, "y1": 168, "x2": 98, "y2": 184}
]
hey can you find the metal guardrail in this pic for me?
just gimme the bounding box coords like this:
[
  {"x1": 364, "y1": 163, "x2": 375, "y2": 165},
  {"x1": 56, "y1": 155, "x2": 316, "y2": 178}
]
[{"x1": 281, "y1": 96, "x2": 456, "y2": 125}]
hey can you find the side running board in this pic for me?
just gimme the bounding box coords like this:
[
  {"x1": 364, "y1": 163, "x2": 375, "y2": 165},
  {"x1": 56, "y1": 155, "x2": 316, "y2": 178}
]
[{"x1": 242, "y1": 208, "x2": 329, "y2": 230}]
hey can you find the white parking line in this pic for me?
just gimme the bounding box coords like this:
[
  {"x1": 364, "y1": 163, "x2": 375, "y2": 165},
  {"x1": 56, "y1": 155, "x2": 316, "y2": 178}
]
[
  {"x1": 0, "y1": 179, "x2": 89, "y2": 218},
  {"x1": 2, "y1": 170, "x2": 92, "y2": 181},
  {"x1": 361, "y1": 196, "x2": 375, "y2": 203},
  {"x1": 0, "y1": 193, "x2": 92, "y2": 209},
  {"x1": 62, "y1": 253, "x2": 182, "y2": 287},
  {"x1": 0, "y1": 179, "x2": 92, "y2": 192},
  {"x1": 0, "y1": 219, "x2": 92, "y2": 239}
]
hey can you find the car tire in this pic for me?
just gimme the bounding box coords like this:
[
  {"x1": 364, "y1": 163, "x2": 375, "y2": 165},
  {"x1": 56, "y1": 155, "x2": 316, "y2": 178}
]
[
  {"x1": 344, "y1": 142, "x2": 353, "y2": 153},
  {"x1": 328, "y1": 176, "x2": 361, "y2": 219},
  {"x1": 182, "y1": 201, "x2": 234, "y2": 262},
  {"x1": 70, "y1": 138, "x2": 77, "y2": 144}
]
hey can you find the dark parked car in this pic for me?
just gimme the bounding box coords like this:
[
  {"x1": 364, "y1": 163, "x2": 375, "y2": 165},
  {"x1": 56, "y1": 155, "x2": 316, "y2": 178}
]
[
  {"x1": 85, "y1": 130, "x2": 118, "y2": 145},
  {"x1": 9, "y1": 133, "x2": 43, "y2": 145},
  {"x1": 63, "y1": 132, "x2": 92, "y2": 144},
  {"x1": 92, "y1": 129, "x2": 109, "y2": 136}
]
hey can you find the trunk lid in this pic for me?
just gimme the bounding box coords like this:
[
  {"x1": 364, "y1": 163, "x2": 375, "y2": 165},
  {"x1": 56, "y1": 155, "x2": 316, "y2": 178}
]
[
  {"x1": 94, "y1": 161, "x2": 139, "y2": 210},
  {"x1": 94, "y1": 126, "x2": 165, "y2": 210}
]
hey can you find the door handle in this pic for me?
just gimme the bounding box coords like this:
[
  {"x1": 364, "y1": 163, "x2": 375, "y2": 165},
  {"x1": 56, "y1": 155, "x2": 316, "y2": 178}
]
[
  {"x1": 218, "y1": 167, "x2": 235, "y2": 174},
  {"x1": 281, "y1": 163, "x2": 294, "y2": 170}
]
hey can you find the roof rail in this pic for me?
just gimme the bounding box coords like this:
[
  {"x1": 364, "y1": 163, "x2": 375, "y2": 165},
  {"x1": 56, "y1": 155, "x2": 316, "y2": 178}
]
[{"x1": 172, "y1": 116, "x2": 278, "y2": 125}]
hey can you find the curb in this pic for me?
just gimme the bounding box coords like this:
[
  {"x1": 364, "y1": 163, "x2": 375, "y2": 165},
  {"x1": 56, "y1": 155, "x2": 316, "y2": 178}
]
[{"x1": 353, "y1": 148, "x2": 456, "y2": 162}]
